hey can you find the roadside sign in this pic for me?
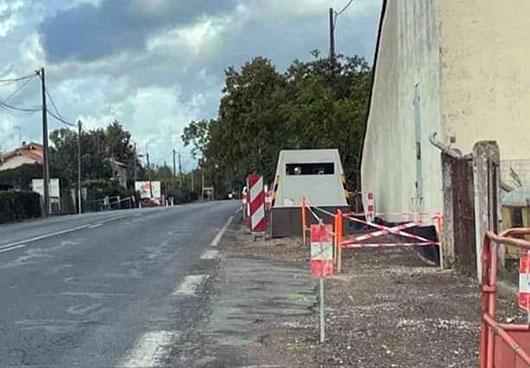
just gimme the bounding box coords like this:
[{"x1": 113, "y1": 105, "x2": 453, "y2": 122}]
[
  {"x1": 135, "y1": 181, "x2": 161, "y2": 199},
  {"x1": 310, "y1": 224, "x2": 333, "y2": 277},
  {"x1": 519, "y1": 254, "x2": 530, "y2": 310},
  {"x1": 32, "y1": 178, "x2": 60, "y2": 198}
]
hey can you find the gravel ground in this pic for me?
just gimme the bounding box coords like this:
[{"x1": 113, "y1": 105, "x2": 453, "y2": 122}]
[{"x1": 219, "y1": 219, "x2": 525, "y2": 368}]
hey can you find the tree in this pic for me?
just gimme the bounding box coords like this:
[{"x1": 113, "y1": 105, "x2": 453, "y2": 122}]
[
  {"x1": 181, "y1": 53, "x2": 372, "y2": 193},
  {"x1": 49, "y1": 121, "x2": 140, "y2": 187}
]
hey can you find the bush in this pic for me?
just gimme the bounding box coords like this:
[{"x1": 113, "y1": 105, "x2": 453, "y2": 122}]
[{"x1": 0, "y1": 191, "x2": 42, "y2": 224}]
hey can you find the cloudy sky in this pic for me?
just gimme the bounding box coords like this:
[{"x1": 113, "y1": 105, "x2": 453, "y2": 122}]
[{"x1": 0, "y1": 0, "x2": 381, "y2": 170}]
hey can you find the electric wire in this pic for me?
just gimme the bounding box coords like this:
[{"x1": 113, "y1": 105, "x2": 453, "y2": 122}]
[
  {"x1": 44, "y1": 85, "x2": 76, "y2": 127},
  {"x1": 335, "y1": 0, "x2": 355, "y2": 17}
]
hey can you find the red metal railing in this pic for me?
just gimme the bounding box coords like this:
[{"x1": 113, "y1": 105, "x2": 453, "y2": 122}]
[{"x1": 481, "y1": 228, "x2": 530, "y2": 368}]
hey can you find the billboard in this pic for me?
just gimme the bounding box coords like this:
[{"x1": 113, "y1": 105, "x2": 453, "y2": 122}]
[
  {"x1": 32, "y1": 178, "x2": 60, "y2": 198},
  {"x1": 135, "y1": 181, "x2": 161, "y2": 199}
]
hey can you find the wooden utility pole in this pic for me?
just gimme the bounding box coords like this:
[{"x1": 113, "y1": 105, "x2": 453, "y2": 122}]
[
  {"x1": 172, "y1": 149, "x2": 177, "y2": 177},
  {"x1": 146, "y1": 144, "x2": 153, "y2": 198},
  {"x1": 133, "y1": 143, "x2": 138, "y2": 182},
  {"x1": 178, "y1": 153, "x2": 182, "y2": 189},
  {"x1": 38, "y1": 67, "x2": 50, "y2": 216},
  {"x1": 77, "y1": 120, "x2": 82, "y2": 214},
  {"x1": 329, "y1": 8, "x2": 335, "y2": 60}
]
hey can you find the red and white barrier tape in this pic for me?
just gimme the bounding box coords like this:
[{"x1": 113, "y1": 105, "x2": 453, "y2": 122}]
[
  {"x1": 342, "y1": 242, "x2": 435, "y2": 249},
  {"x1": 342, "y1": 215, "x2": 438, "y2": 246}
]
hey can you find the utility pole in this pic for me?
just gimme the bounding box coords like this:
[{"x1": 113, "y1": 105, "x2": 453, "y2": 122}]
[
  {"x1": 133, "y1": 143, "x2": 138, "y2": 182},
  {"x1": 329, "y1": 8, "x2": 336, "y2": 61},
  {"x1": 178, "y1": 153, "x2": 182, "y2": 189},
  {"x1": 145, "y1": 144, "x2": 153, "y2": 199},
  {"x1": 77, "y1": 120, "x2": 82, "y2": 215},
  {"x1": 37, "y1": 67, "x2": 50, "y2": 217},
  {"x1": 172, "y1": 149, "x2": 177, "y2": 177},
  {"x1": 191, "y1": 169, "x2": 194, "y2": 192},
  {"x1": 201, "y1": 169, "x2": 205, "y2": 200}
]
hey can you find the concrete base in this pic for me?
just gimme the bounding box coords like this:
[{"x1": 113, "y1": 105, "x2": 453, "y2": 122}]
[{"x1": 270, "y1": 206, "x2": 352, "y2": 238}]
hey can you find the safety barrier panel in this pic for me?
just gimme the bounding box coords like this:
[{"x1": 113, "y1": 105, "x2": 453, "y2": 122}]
[
  {"x1": 248, "y1": 174, "x2": 267, "y2": 233},
  {"x1": 480, "y1": 228, "x2": 530, "y2": 368},
  {"x1": 300, "y1": 197, "x2": 442, "y2": 273}
]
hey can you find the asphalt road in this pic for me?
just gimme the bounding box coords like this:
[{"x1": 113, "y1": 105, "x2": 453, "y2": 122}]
[{"x1": 0, "y1": 201, "x2": 239, "y2": 368}]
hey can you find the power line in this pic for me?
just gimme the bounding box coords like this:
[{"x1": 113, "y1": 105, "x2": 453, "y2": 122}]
[
  {"x1": 46, "y1": 89, "x2": 66, "y2": 120},
  {"x1": 2, "y1": 75, "x2": 37, "y2": 103},
  {"x1": 335, "y1": 0, "x2": 355, "y2": 17},
  {"x1": 0, "y1": 73, "x2": 35, "y2": 84},
  {"x1": 44, "y1": 84, "x2": 76, "y2": 127},
  {"x1": 0, "y1": 100, "x2": 41, "y2": 113},
  {"x1": 47, "y1": 109, "x2": 76, "y2": 127}
]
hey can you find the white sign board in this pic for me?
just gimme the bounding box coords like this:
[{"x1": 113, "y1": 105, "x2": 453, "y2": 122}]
[
  {"x1": 32, "y1": 178, "x2": 60, "y2": 198},
  {"x1": 135, "y1": 181, "x2": 161, "y2": 199}
]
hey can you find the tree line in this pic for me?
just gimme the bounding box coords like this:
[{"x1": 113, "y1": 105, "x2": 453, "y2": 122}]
[{"x1": 182, "y1": 52, "x2": 372, "y2": 194}]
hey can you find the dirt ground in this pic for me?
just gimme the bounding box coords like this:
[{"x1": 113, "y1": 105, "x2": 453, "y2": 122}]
[{"x1": 218, "y1": 218, "x2": 524, "y2": 368}]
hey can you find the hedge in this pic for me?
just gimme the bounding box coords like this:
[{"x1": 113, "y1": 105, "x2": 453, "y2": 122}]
[{"x1": 0, "y1": 191, "x2": 42, "y2": 224}]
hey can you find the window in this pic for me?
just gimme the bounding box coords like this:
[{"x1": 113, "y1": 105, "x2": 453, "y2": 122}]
[{"x1": 285, "y1": 163, "x2": 334, "y2": 176}]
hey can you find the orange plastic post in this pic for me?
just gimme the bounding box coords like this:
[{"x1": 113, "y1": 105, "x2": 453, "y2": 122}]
[
  {"x1": 301, "y1": 197, "x2": 307, "y2": 246},
  {"x1": 333, "y1": 212, "x2": 339, "y2": 265},
  {"x1": 336, "y1": 210, "x2": 342, "y2": 273}
]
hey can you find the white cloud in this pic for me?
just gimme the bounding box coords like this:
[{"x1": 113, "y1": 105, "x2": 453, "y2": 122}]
[
  {"x1": 18, "y1": 33, "x2": 44, "y2": 70},
  {"x1": 0, "y1": 0, "x2": 381, "y2": 170},
  {"x1": 147, "y1": 16, "x2": 228, "y2": 57}
]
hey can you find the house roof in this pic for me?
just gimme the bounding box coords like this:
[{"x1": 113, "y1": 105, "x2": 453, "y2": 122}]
[{"x1": 0, "y1": 142, "x2": 43, "y2": 165}]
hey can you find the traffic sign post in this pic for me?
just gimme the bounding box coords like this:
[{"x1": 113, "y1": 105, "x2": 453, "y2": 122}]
[{"x1": 310, "y1": 223, "x2": 333, "y2": 343}]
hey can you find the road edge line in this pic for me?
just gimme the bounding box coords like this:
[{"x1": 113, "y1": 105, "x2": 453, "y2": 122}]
[{"x1": 210, "y1": 215, "x2": 234, "y2": 247}]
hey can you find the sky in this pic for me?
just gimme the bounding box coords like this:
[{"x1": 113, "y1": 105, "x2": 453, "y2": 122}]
[{"x1": 0, "y1": 0, "x2": 381, "y2": 171}]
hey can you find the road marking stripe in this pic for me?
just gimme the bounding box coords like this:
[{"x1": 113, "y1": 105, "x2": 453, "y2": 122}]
[
  {"x1": 0, "y1": 213, "x2": 137, "y2": 252},
  {"x1": 210, "y1": 216, "x2": 233, "y2": 247},
  {"x1": 0, "y1": 244, "x2": 26, "y2": 254},
  {"x1": 0, "y1": 224, "x2": 90, "y2": 250},
  {"x1": 200, "y1": 249, "x2": 219, "y2": 260},
  {"x1": 119, "y1": 330, "x2": 177, "y2": 368},
  {"x1": 173, "y1": 275, "x2": 209, "y2": 296}
]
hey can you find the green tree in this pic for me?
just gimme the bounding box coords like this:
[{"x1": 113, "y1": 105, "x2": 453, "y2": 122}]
[
  {"x1": 49, "y1": 121, "x2": 140, "y2": 187},
  {"x1": 181, "y1": 53, "x2": 372, "y2": 193}
]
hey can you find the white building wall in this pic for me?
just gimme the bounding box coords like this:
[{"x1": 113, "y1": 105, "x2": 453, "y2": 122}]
[
  {"x1": 441, "y1": 0, "x2": 530, "y2": 161},
  {"x1": 362, "y1": 0, "x2": 443, "y2": 222}
]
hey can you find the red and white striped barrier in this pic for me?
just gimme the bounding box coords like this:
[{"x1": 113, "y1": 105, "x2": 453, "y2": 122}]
[
  {"x1": 365, "y1": 191, "x2": 375, "y2": 223},
  {"x1": 520, "y1": 253, "x2": 530, "y2": 310},
  {"x1": 310, "y1": 224, "x2": 333, "y2": 277},
  {"x1": 248, "y1": 174, "x2": 267, "y2": 233}
]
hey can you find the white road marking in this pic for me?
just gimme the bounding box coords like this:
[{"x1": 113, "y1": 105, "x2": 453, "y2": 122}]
[
  {"x1": 200, "y1": 249, "x2": 219, "y2": 260},
  {"x1": 0, "y1": 224, "x2": 90, "y2": 250},
  {"x1": 119, "y1": 330, "x2": 177, "y2": 368},
  {"x1": 210, "y1": 216, "x2": 234, "y2": 247},
  {"x1": 173, "y1": 275, "x2": 209, "y2": 296},
  {"x1": 0, "y1": 244, "x2": 26, "y2": 254},
  {"x1": 0, "y1": 213, "x2": 135, "y2": 253}
]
